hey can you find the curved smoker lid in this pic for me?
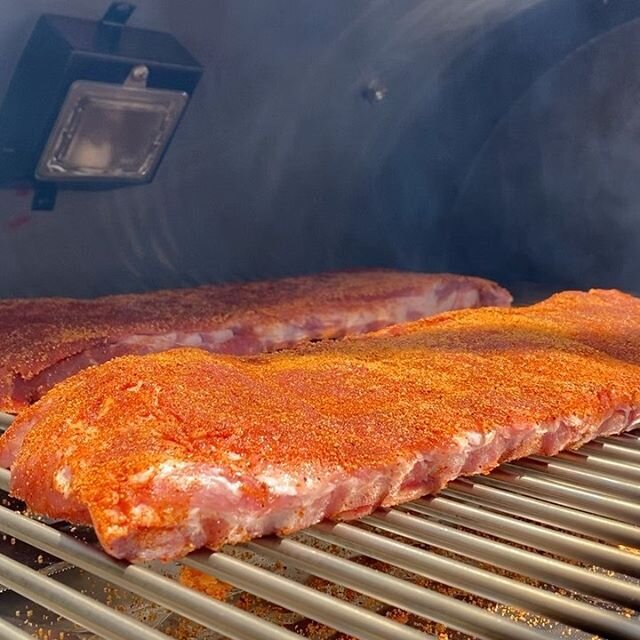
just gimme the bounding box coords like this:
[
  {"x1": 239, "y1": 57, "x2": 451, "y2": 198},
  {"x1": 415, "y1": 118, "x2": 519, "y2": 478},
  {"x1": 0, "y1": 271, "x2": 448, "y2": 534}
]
[{"x1": 1, "y1": 0, "x2": 640, "y2": 298}]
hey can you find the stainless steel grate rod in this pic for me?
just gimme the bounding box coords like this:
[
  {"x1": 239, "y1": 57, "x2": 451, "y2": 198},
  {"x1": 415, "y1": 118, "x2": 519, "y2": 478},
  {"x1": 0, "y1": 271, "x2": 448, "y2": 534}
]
[
  {"x1": 0, "y1": 616, "x2": 38, "y2": 640},
  {"x1": 0, "y1": 469, "x2": 9, "y2": 493},
  {"x1": 600, "y1": 434, "x2": 640, "y2": 450},
  {"x1": 424, "y1": 491, "x2": 640, "y2": 578},
  {"x1": 0, "y1": 504, "x2": 300, "y2": 640},
  {"x1": 556, "y1": 449, "x2": 640, "y2": 475},
  {"x1": 310, "y1": 520, "x2": 640, "y2": 640},
  {"x1": 182, "y1": 551, "x2": 433, "y2": 640},
  {"x1": 452, "y1": 476, "x2": 640, "y2": 546},
  {"x1": 507, "y1": 457, "x2": 640, "y2": 500},
  {"x1": 0, "y1": 553, "x2": 172, "y2": 640},
  {"x1": 373, "y1": 505, "x2": 640, "y2": 606},
  {"x1": 492, "y1": 464, "x2": 640, "y2": 523},
  {"x1": 581, "y1": 440, "x2": 640, "y2": 463},
  {"x1": 250, "y1": 536, "x2": 549, "y2": 640}
]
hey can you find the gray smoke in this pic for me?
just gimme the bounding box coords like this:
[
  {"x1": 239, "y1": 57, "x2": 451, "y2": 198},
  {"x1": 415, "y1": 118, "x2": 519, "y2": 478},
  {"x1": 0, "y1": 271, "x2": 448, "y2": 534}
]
[
  {"x1": 449, "y1": 13, "x2": 640, "y2": 296},
  {"x1": 1, "y1": 0, "x2": 639, "y2": 298}
]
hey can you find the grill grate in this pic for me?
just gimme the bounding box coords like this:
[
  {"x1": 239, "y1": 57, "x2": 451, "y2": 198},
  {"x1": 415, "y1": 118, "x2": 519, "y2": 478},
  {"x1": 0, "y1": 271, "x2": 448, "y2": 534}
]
[{"x1": 0, "y1": 413, "x2": 639, "y2": 640}]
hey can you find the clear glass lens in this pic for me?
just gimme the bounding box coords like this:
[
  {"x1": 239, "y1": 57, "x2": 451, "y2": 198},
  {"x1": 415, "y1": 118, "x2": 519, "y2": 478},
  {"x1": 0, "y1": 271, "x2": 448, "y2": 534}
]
[{"x1": 36, "y1": 81, "x2": 188, "y2": 181}]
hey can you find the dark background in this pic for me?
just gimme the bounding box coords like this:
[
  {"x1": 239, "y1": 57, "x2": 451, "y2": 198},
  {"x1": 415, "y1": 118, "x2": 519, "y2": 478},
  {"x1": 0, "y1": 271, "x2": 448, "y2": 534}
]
[{"x1": 2, "y1": 0, "x2": 640, "y2": 300}]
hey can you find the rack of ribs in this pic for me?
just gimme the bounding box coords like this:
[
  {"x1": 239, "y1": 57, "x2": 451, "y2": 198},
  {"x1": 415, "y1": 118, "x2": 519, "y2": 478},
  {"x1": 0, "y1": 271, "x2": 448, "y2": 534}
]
[
  {"x1": 4, "y1": 289, "x2": 634, "y2": 564},
  {"x1": 0, "y1": 270, "x2": 510, "y2": 414}
]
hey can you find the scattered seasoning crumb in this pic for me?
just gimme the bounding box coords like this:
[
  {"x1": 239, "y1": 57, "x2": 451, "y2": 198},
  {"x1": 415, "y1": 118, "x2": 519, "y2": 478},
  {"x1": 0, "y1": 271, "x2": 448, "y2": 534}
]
[
  {"x1": 385, "y1": 608, "x2": 410, "y2": 625},
  {"x1": 179, "y1": 566, "x2": 232, "y2": 601},
  {"x1": 619, "y1": 545, "x2": 640, "y2": 556}
]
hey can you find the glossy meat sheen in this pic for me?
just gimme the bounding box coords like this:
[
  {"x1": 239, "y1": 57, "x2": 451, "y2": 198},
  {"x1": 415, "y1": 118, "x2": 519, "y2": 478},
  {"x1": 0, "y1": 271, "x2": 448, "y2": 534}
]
[
  {"x1": 0, "y1": 270, "x2": 510, "y2": 413},
  {"x1": 4, "y1": 289, "x2": 640, "y2": 563}
]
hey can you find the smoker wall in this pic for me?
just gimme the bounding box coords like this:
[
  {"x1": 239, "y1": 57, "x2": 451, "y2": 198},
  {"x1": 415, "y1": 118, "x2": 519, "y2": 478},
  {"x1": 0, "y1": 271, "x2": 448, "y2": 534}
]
[{"x1": 1, "y1": 0, "x2": 639, "y2": 298}]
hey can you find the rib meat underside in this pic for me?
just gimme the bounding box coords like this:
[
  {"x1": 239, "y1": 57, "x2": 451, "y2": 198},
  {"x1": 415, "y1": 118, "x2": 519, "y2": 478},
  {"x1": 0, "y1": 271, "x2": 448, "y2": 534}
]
[{"x1": 0, "y1": 270, "x2": 511, "y2": 413}]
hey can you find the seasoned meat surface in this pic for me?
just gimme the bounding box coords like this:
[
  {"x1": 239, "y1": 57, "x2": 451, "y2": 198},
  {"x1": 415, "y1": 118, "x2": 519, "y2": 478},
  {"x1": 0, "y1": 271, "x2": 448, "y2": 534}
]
[
  {"x1": 0, "y1": 270, "x2": 510, "y2": 413},
  {"x1": 3, "y1": 289, "x2": 636, "y2": 563}
]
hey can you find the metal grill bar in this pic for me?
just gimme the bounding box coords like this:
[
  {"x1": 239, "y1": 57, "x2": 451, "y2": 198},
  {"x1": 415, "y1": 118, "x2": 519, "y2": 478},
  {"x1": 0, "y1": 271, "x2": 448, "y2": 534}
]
[
  {"x1": 370, "y1": 506, "x2": 640, "y2": 607},
  {"x1": 508, "y1": 457, "x2": 640, "y2": 500},
  {"x1": 574, "y1": 441, "x2": 640, "y2": 464},
  {"x1": 0, "y1": 469, "x2": 9, "y2": 493},
  {"x1": 600, "y1": 434, "x2": 640, "y2": 450},
  {"x1": 309, "y1": 520, "x2": 640, "y2": 640},
  {"x1": 492, "y1": 463, "x2": 640, "y2": 523},
  {"x1": 530, "y1": 451, "x2": 640, "y2": 483},
  {"x1": 182, "y1": 551, "x2": 432, "y2": 640},
  {"x1": 0, "y1": 553, "x2": 172, "y2": 640},
  {"x1": 452, "y1": 476, "x2": 640, "y2": 546},
  {"x1": 0, "y1": 616, "x2": 37, "y2": 640},
  {"x1": 248, "y1": 536, "x2": 548, "y2": 640},
  {"x1": 0, "y1": 504, "x2": 299, "y2": 640},
  {"x1": 420, "y1": 491, "x2": 640, "y2": 578}
]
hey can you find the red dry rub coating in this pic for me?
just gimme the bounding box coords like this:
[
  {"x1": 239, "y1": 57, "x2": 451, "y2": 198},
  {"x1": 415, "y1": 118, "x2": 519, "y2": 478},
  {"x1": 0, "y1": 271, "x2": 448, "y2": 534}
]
[
  {"x1": 3, "y1": 289, "x2": 638, "y2": 563},
  {"x1": 179, "y1": 566, "x2": 232, "y2": 601},
  {"x1": 0, "y1": 270, "x2": 511, "y2": 413}
]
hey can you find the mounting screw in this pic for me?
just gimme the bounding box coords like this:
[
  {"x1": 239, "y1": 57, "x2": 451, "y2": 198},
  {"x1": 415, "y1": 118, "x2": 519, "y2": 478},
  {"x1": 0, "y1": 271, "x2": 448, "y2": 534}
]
[
  {"x1": 362, "y1": 79, "x2": 388, "y2": 104},
  {"x1": 131, "y1": 65, "x2": 149, "y2": 82},
  {"x1": 125, "y1": 65, "x2": 150, "y2": 87}
]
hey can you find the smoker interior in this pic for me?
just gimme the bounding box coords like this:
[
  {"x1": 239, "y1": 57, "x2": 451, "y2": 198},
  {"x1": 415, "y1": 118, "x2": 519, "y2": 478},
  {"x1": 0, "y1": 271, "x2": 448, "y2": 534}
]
[
  {"x1": 3, "y1": 1, "x2": 640, "y2": 638},
  {"x1": 4, "y1": 1, "x2": 640, "y2": 298}
]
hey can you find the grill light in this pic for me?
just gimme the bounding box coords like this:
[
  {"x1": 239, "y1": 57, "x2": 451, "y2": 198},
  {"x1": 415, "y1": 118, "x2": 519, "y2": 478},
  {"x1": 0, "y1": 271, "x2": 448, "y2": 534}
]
[
  {"x1": 0, "y1": 3, "x2": 202, "y2": 209},
  {"x1": 36, "y1": 72, "x2": 188, "y2": 183}
]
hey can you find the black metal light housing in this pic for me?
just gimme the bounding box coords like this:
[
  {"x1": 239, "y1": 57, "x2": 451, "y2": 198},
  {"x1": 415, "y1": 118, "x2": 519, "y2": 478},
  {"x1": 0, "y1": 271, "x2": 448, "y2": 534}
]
[{"x1": 0, "y1": 3, "x2": 202, "y2": 209}]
